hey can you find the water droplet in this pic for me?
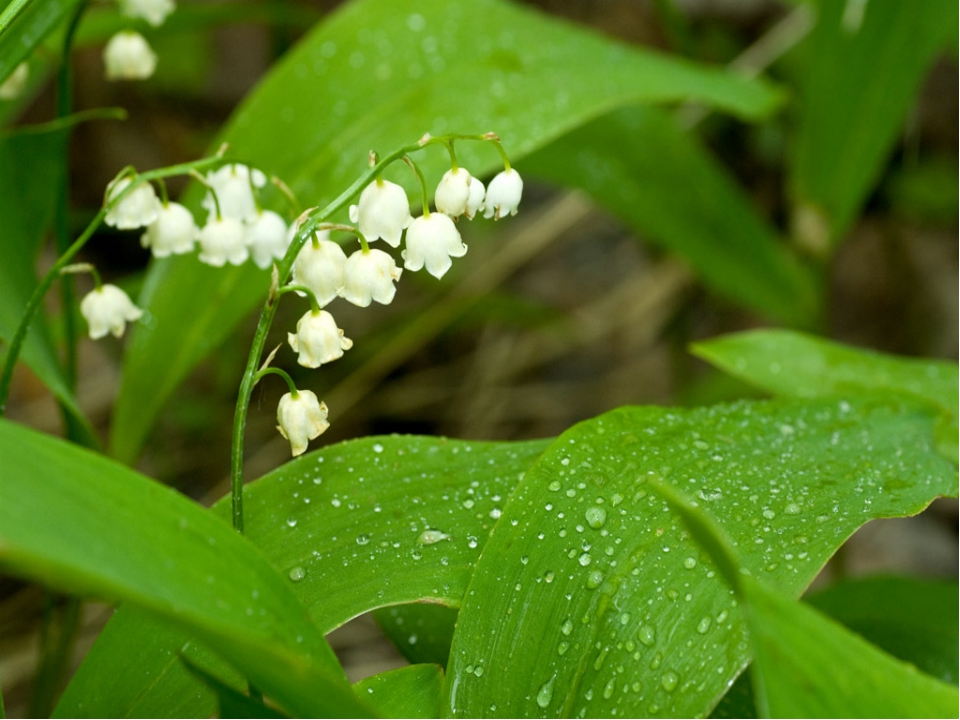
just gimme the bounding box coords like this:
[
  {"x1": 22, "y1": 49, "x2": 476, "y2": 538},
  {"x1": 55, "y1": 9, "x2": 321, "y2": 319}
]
[
  {"x1": 638, "y1": 625, "x2": 656, "y2": 646},
  {"x1": 373, "y1": 443, "x2": 383, "y2": 453},
  {"x1": 474, "y1": 665, "x2": 484, "y2": 677},
  {"x1": 288, "y1": 566, "x2": 305, "y2": 582},
  {"x1": 619, "y1": 612, "x2": 630, "y2": 626},
  {"x1": 696, "y1": 616, "x2": 712, "y2": 634},
  {"x1": 578, "y1": 553, "x2": 592, "y2": 567},
  {"x1": 548, "y1": 480, "x2": 562, "y2": 492},
  {"x1": 649, "y1": 652, "x2": 662, "y2": 670},
  {"x1": 356, "y1": 533, "x2": 370, "y2": 545},
  {"x1": 762, "y1": 509, "x2": 776, "y2": 520},
  {"x1": 536, "y1": 674, "x2": 556, "y2": 709},
  {"x1": 286, "y1": 517, "x2": 298, "y2": 528},
  {"x1": 785, "y1": 502, "x2": 801, "y2": 515},
  {"x1": 543, "y1": 570, "x2": 555, "y2": 583},
  {"x1": 602, "y1": 676, "x2": 616, "y2": 699},
  {"x1": 683, "y1": 556, "x2": 697, "y2": 569},
  {"x1": 561, "y1": 618, "x2": 574, "y2": 636},
  {"x1": 520, "y1": 555, "x2": 530, "y2": 565},
  {"x1": 557, "y1": 641, "x2": 569, "y2": 656},
  {"x1": 418, "y1": 529, "x2": 449, "y2": 545},
  {"x1": 408, "y1": 634, "x2": 418, "y2": 645},
  {"x1": 586, "y1": 570, "x2": 603, "y2": 589},
  {"x1": 585, "y1": 506, "x2": 607, "y2": 529},
  {"x1": 661, "y1": 670, "x2": 679, "y2": 692}
]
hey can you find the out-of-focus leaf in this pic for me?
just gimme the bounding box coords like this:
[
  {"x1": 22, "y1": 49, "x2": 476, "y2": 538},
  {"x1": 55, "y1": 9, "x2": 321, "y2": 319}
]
[
  {"x1": 0, "y1": 0, "x2": 84, "y2": 82},
  {"x1": 0, "y1": 418, "x2": 367, "y2": 718},
  {"x1": 885, "y1": 158, "x2": 960, "y2": 225},
  {"x1": 58, "y1": 436, "x2": 548, "y2": 718},
  {"x1": 375, "y1": 604, "x2": 459, "y2": 667},
  {"x1": 444, "y1": 397, "x2": 955, "y2": 717},
  {"x1": 181, "y1": 657, "x2": 288, "y2": 719},
  {"x1": 521, "y1": 106, "x2": 818, "y2": 327},
  {"x1": 789, "y1": 0, "x2": 957, "y2": 248},
  {"x1": 354, "y1": 664, "x2": 444, "y2": 719},
  {"x1": 806, "y1": 575, "x2": 959, "y2": 686},
  {"x1": 110, "y1": 0, "x2": 784, "y2": 464},
  {"x1": 692, "y1": 329, "x2": 959, "y2": 463}
]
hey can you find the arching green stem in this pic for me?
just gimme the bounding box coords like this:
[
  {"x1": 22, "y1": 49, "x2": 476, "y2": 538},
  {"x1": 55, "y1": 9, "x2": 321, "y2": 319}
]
[
  {"x1": 404, "y1": 155, "x2": 431, "y2": 217},
  {"x1": 278, "y1": 284, "x2": 321, "y2": 314}
]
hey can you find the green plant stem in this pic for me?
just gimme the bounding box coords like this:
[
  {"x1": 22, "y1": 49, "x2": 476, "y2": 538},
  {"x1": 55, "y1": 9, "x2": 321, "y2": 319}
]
[
  {"x1": 0, "y1": 154, "x2": 226, "y2": 416},
  {"x1": 228, "y1": 133, "x2": 472, "y2": 532},
  {"x1": 0, "y1": 0, "x2": 28, "y2": 33},
  {"x1": 28, "y1": 594, "x2": 81, "y2": 718}
]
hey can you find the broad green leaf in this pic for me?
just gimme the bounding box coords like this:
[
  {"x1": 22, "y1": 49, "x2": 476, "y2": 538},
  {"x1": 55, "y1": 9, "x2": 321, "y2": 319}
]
[
  {"x1": 520, "y1": 106, "x2": 818, "y2": 327},
  {"x1": 789, "y1": 0, "x2": 956, "y2": 248},
  {"x1": 0, "y1": 418, "x2": 367, "y2": 718},
  {"x1": 110, "y1": 0, "x2": 784, "y2": 464},
  {"x1": 806, "y1": 575, "x2": 959, "y2": 686},
  {"x1": 375, "y1": 604, "x2": 459, "y2": 667},
  {"x1": 58, "y1": 436, "x2": 549, "y2": 718},
  {"x1": 0, "y1": 127, "x2": 95, "y2": 443},
  {"x1": 692, "y1": 329, "x2": 959, "y2": 463},
  {"x1": 0, "y1": 0, "x2": 84, "y2": 83},
  {"x1": 354, "y1": 664, "x2": 444, "y2": 719},
  {"x1": 181, "y1": 657, "x2": 288, "y2": 719},
  {"x1": 444, "y1": 397, "x2": 955, "y2": 717}
]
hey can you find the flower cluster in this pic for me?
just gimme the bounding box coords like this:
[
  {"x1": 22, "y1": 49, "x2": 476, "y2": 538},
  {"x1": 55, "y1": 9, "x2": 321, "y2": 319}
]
[
  {"x1": 84, "y1": 135, "x2": 523, "y2": 458},
  {"x1": 103, "y1": 0, "x2": 177, "y2": 82}
]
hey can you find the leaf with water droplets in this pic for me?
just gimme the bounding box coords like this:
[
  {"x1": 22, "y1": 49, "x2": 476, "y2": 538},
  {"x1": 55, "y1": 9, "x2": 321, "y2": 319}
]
[{"x1": 444, "y1": 397, "x2": 954, "y2": 717}]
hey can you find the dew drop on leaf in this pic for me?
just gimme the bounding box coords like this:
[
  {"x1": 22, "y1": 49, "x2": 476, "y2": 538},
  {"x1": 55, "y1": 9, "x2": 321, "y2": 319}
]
[{"x1": 536, "y1": 674, "x2": 556, "y2": 709}]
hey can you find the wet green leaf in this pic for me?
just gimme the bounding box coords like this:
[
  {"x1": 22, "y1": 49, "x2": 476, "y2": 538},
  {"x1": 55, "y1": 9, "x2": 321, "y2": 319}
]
[
  {"x1": 354, "y1": 664, "x2": 444, "y2": 719},
  {"x1": 444, "y1": 397, "x2": 954, "y2": 717},
  {"x1": 375, "y1": 604, "x2": 458, "y2": 667}
]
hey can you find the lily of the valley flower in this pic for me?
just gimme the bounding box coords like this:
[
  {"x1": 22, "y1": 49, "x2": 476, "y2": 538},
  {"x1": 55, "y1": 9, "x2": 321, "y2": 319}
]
[
  {"x1": 277, "y1": 390, "x2": 329, "y2": 457},
  {"x1": 483, "y1": 168, "x2": 523, "y2": 220},
  {"x1": 246, "y1": 209, "x2": 290, "y2": 269},
  {"x1": 103, "y1": 31, "x2": 157, "y2": 81},
  {"x1": 348, "y1": 179, "x2": 412, "y2": 248},
  {"x1": 435, "y1": 168, "x2": 473, "y2": 218},
  {"x1": 340, "y1": 248, "x2": 402, "y2": 307},
  {"x1": 0, "y1": 62, "x2": 29, "y2": 100},
  {"x1": 402, "y1": 211, "x2": 467, "y2": 279},
  {"x1": 202, "y1": 164, "x2": 268, "y2": 223},
  {"x1": 118, "y1": 0, "x2": 175, "y2": 27},
  {"x1": 287, "y1": 310, "x2": 353, "y2": 368},
  {"x1": 464, "y1": 177, "x2": 485, "y2": 220},
  {"x1": 198, "y1": 216, "x2": 247, "y2": 266},
  {"x1": 80, "y1": 284, "x2": 143, "y2": 339},
  {"x1": 290, "y1": 232, "x2": 346, "y2": 306},
  {"x1": 140, "y1": 202, "x2": 198, "y2": 257},
  {"x1": 104, "y1": 177, "x2": 162, "y2": 229}
]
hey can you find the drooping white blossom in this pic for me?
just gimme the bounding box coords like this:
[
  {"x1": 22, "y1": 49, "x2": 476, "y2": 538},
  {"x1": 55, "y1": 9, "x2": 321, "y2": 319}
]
[
  {"x1": 287, "y1": 310, "x2": 353, "y2": 368},
  {"x1": 482, "y1": 168, "x2": 523, "y2": 220},
  {"x1": 103, "y1": 31, "x2": 157, "y2": 81},
  {"x1": 246, "y1": 209, "x2": 290, "y2": 269},
  {"x1": 118, "y1": 0, "x2": 176, "y2": 27},
  {"x1": 140, "y1": 202, "x2": 198, "y2": 257},
  {"x1": 290, "y1": 232, "x2": 346, "y2": 307},
  {"x1": 80, "y1": 284, "x2": 143, "y2": 339},
  {"x1": 464, "y1": 176, "x2": 485, "y2": 220},
  {"x1": 0, "y1": 62, "x2": 29, "y2": 100},
  {"x1": 202, "y1": 164, "x2": 268, "y2": 223},
  {"x1": 198, "y1": 216, "x2": 247, "y2": 267},
  {"x1": 434, "y1": 168, "x2": 473, "y2": 218},
  {"x1": 348, "y1": 179, "x2": 412, "y2": 247},
  {"x1": 340, "y1": 248, "x2": 402, "y2": 307},
  {"x1": 276, "y1": 390, "x2": 329, "y2": 457},
  {"x1": 104, "y1": 177, "x2": 161, "y2": 229},
  {"x1": 402, "y1": 212, "x2": 467, "y2": 279}
]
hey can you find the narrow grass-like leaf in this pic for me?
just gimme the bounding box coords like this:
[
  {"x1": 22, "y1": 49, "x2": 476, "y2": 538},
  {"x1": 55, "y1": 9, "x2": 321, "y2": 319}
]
[
  {"x1": 692, "y1": 329, "x2": 959, "y2": 463},
  {"x1": 110, "y1": 0, "x2": 783, "y2": 464},
  {"x1": 354, "y1": 664, "x2": 444, "y2": 719},
  {"x1": 520, "y1": 106, "x2": 818, "y2": 327},
  {"x1": 0, "y1": 0, "x2": 84, "y2": 82},
  {"x1": 57, "y1": 436, "x2": 548, "y2": 717},
  {"x1": 444, "y1": 397, "x2": 955, "y2": 717},
  {"x1": 0, "y1": 418, "x2": 367, "y2": 718}
]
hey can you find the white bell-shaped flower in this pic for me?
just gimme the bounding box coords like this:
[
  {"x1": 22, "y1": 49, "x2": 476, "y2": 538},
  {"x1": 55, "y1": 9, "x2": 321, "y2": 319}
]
[
  {"x1": 290, "y1": 232, "x2": 346, "y2": 307},
  {"x1": 140, "y1": 202, "x2": 198, "y2": 257},
  {"x1": 104, "y1": 177, "x2": 161, "y2": 229},
  {"x1": 277, "y1": 390, "x2": 329, "y2": 457},
  {"x1": 287, "y1": 310, "x2": 353, "y2": 368},
  {"x1": 402, "y1": 212, "x2": 467, "y2": 279},
  {"x1": 202, "y1": 164, "x2": 267, "y2": 223},
  {"x1": 80, "y1": 284, "x2": 143, "y2": 340},
  {"x1": 198, "y1": 216, "x2": 247, "y2": 267},
  {"x1": 103, "y1": 31, "x2": 157, "y2": 81},
  {"x1": 464, "y1": 176, "x2": 485, "y2": 220},
  {"x1": 348, "y1": 179, "x2": 412, "y2": 247},
  {"x1": 435, "y1": 168, "x2": 473, "y2": 218},
  {"x1": 0, "y1": 62, "x2": 29, "y2": 100},
  {"x1": 118, "y1": 0, "x2": 175, "y2": 27},
  {"x1": 483, "y1": 168, "x2": 523, "y2": 220},
  {"x1": 246, "y1": 210, "x2": 290, "y2": 269},
  {"x1": 340, "y1": 248, "x2": 402, "y2": 307}
]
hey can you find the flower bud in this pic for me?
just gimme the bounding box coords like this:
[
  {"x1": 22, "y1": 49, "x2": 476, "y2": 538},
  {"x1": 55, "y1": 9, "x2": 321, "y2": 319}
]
[
  {"x1": 246, "y1": 210, "x2": 290, "y2": 270},
  {"x1": 464, "y1": 177, "x2": 485, "y2": 220},
  {"x1": 287, "y1": 310, "x2": 353, "y2": 368},
  {"x1": 402, "y1": 212, "x2": 467, "y2": 279},
  {"x1": 483, "y1": 168, "x2": 523, "y2": 220},
  {"x1": 118, "y1": 0, "x2": 175, "y2": 27},
  {"x1": 80, "y1": 284, "x2": 143, "y2": 339},
  {"x1": 104, "y1": 177, "x2": 162, "y2": 230},
  {"x1": 198, "y1": 216, "x2": 248, "y2": 267},
  {"x1": 290, "y1": 232, "x2": 346, "y2": 307},
  {"x1": 277, "y1": 390, "x2": 329, "y2": 457},
  {"x1": 348, "y1": 180, "x2": 412, "y2": 248},
  {"x1": 340, "y1": 249, "x2": 402, "y2": 307},
  {"x1": 435, "y1": 168, "x2": 472, "y2": 218},
  {"x1": 103, "y1": 31, "x2": 157, "y2": 81},
  {"x1": 140, "y1": 202, "x2": 198, "y2": 257},
  {"x1": 202, "y1": 164, "x2": 268, "y2": 223}
]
